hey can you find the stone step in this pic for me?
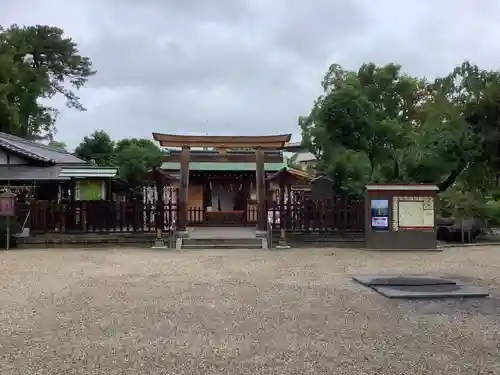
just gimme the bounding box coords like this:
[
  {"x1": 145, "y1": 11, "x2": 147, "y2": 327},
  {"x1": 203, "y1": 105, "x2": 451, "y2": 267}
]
[
  {"x1": 183, "y1": 238, "x2": 262, "y2": 245},
  {"x1": 182, "y1": 243, "x2": 262, "y2": 250},
  {"x1": 182, "y1": 235, "x2": 264, "y2": 249}
]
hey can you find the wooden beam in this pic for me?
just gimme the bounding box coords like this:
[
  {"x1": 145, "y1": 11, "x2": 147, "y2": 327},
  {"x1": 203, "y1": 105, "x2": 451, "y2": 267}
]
[
  {"x1": 279, "y1": 179, "x2": 285, "y2": 229},
  {"x1": 152, "y1": 133, "x2": 292, "y2": 149},
  {"x1": 154, "y1": 174, "x2": 165, "y2": 238},
  {"x1": 177, "y1": 146, "x2": 190, "y2": 232},
  {"x1": 162, "y1": 153, "x2": 283, "y2": 163},
  {"x1": 255, "y1": 148, "x2": 267, "y2": 231}
]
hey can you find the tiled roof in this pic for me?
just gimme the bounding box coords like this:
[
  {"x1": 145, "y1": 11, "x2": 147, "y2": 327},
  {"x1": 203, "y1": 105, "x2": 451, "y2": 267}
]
[
  {"x1": 267, "y1": 166, "x2": 313, "y2": 182},
  {"x1": 59, "y1": 166, "x2": 117, "y2": 178},
  {"x1": 294, "y1": 152, "x2": 316, "y2": 163},
  {"x1": 0, "y1": 132, "x2": 87, "y2": 165},
  {"x1": 0, "y1": 165, "x2": 64, "y2": 180},
  {"x1": 0, "y1": 165, "x2": 118, "y2": 180},
  {"x1": 283, "y1": 142, "x2": 307, "y2": 152}
]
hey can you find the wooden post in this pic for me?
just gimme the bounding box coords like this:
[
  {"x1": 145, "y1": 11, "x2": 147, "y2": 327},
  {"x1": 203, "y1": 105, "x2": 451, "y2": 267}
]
[
  {"x1": 69, "y1": 178, "x2": 76, "y2": 231},
  {"x1": 57, "y1": 183, "x2": 62, "y2": 203},
  {"x1": 255, "y1": 147, "x2": 267, "y2": 232},
  {"x1": 274, "y1": 175, "x2": 291, "y2": 248},
  {"x1": 279, "y1": 177, "x2": 285, "y2": 230},
  {"x1": 177, "y1": 146, "x2": 190, "y2": 233},
  {"x1": 286, "y1": 185, "x2": 292, "y2": 229},
  {"x1": 154, "y1": 172, "x2": 165, "y2": 240}
]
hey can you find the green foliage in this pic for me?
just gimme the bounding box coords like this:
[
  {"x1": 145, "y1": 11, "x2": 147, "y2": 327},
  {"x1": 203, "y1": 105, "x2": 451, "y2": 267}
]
[
  {"x1": 439, "y1": 188, "x2": 486, "y2": 219},
  {"x1": 75, "y1": 131, "x2": 164, "y2": 194},
  {"x1": 115, "y1": 141, "x2": 164, "y2": 194},
  {"x1": 47, "y1": 140, "x2": 67, "y2": 150},
  {"x1": 438, "y1": 184, "x2": 500, "y2": 231},
  {"x1": 481, "y1": 201, "x2": 500, "y2": 227},
  {"x1": 0, "y1": 24, "x2": 95, "y2": 139},
  {"x1": 75, "y1": 130, "x2": 116, "y2": 166},
  {"x1": 301, "y1": 61, "x2": 500, "y2": 202}
]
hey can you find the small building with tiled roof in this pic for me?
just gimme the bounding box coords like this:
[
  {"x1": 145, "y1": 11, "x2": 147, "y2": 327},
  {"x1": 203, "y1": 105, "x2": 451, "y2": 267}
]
[{"x1": 0, "y1": 132, "x2": 117, "y2": 201}]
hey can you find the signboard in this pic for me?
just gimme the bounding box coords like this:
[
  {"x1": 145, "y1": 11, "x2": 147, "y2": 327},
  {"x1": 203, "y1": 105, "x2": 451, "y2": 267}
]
[
  {"x1": 371, "y1": 199, "x2": 389, "y2": 230},
  {"x1": 397, "y1": 197, "x2": 434, "y2": 230},
  {"x1": 310, "y1": 176, "x2": 333, "y2": 200},
  {"x1": 0, "y1": 191, "x2": 16, "y2": 217},
  {"x1": 78, "y1": 180, "x2": 102, "y2": 201}
]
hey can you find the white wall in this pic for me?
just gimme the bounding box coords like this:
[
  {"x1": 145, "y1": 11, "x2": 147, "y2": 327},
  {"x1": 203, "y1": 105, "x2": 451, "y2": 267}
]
[{"x1": 0, "y1": 149, "x2": 28, "y2": 165}]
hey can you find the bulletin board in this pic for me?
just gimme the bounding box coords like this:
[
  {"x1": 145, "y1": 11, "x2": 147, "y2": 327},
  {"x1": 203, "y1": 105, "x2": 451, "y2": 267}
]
[
  {"x1": 78, "y1": 180, "x2": 102, "y2": 201},
  {"x1": 393, "y1": 196, "x2": 434, "y2": 230}
]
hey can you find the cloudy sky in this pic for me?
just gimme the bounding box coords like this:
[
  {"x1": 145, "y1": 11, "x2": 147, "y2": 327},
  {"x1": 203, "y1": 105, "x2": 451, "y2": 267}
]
[{"x1": 2, "y1": 0, "x2": 500, "y2": 149}]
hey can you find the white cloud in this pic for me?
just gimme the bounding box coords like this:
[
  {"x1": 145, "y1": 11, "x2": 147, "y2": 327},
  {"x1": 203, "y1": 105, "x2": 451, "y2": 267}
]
[{"x1": 1, "y1": 0, "x2": 499, "y2": 148}]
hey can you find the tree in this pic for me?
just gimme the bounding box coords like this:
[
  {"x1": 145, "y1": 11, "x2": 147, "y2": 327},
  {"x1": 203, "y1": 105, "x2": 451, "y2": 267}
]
[
  {"x1": 47, "y1": 140, "x2": 67, "y2": 150},
  {"x1": 301, "y1": 63, "x2": 424, "y2": 195},
  {"x1": 0, "y1": 51, "x2": 19, "y2": 135},
  {"x1": 431, "y1": 62, "x2": 500, "y2": 191},
  {"x1": 115, "y1": 139, "x2": 164, "y2": 194},
  {"x1": 115, "y1": 138, "x2": 162, "y2": 154},
  {"x1": 74, "y1": 130, "x2": 115, "y2": 166},
  {"x1": 0, "y1": 24, "x2": 95, "y2": 139},
  {"x1": 301, "y1": 61, "x2": 500, "y2": 198},
  {"x1": 75, "y1": 133, "x2": 165, "y2": 195}
]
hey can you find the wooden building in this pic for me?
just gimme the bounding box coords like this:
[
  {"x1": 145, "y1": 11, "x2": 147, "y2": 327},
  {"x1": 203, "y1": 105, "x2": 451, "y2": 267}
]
[
  {"x1": 0, "y1": 132, "x2": 117, "y2": 201},
  {"x1": 0, "y1": 132, "x2": 118, "y2": 234}
]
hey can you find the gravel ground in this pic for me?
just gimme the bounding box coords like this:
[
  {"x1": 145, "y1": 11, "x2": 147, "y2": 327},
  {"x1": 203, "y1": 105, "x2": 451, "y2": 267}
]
[{"x1": 0, "y1": 246, "x2": 499, "y2": 374}]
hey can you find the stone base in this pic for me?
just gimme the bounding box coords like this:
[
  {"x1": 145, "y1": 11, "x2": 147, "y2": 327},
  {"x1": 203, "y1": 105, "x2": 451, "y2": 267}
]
[
  {"x1": 151, "y1": 238, "x2": 167, "y2": 249},
  {"x1": 260, "y1": 238, "x2": 268, "y2": 249},
  {"x1": 275, "y1": 244, "x2": 291, "y2": 249},
  {"x1": 275, "y1": 237, "x2": 290, "y2": 249},
  {"x1": 255, "y1": 230, "x2": 268, "y2": 238},
  {"x1": 175, "y1": 238, "x2": 183, "y2": 249}
]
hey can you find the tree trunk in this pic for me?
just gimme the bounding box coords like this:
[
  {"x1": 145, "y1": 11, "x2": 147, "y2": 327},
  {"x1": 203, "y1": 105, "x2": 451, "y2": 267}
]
[
  {"x1": 368, "y1": 154, "x2": 375, "y2": 182},
  {"x1": 438, "y1": 160, "x2": 467, "y2": 192}
]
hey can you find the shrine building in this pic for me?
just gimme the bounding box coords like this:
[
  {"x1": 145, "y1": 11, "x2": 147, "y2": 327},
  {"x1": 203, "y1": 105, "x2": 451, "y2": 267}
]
[{"x1": 149, "y1": 133, "x2": 312, "y2": 231}]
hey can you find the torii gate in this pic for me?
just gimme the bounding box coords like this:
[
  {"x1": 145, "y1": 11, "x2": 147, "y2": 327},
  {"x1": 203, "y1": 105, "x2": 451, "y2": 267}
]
[{"x1": 152, "y1": 133, "x2": 292, "y2": 235}]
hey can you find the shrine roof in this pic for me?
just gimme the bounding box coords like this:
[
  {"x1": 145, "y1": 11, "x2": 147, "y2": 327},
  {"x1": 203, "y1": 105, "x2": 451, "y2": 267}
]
[
  {"x1": 267, "y1": 166, "x2": 313, "y2": 182},
  {"x1": 153, "y1": 133, "x2": 292, "y2": 149}
]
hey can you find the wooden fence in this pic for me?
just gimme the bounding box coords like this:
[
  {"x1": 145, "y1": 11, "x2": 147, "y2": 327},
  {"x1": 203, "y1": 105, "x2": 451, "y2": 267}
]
[
  {"x1": 267, "y1": 199, "x2": 365, "y2": 232},
  {"x1": 16, "y1": 199, "x2": 364, "y2": 234}
]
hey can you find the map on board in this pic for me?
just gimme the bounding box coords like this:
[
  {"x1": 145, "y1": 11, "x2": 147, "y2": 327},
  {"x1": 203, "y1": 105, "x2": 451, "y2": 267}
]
[{"x1": 398, "y1": 199, "x2": 434, "y2": 228}]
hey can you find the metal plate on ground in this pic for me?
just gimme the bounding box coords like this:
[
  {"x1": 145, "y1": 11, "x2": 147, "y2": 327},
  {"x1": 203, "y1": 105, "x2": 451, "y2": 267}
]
[
  {"x1": 352, "y1": 275, "x2": 457, "y2": 286},
  {"x1": 373, "y1": 285, "x2": 489, "y2": 299}
]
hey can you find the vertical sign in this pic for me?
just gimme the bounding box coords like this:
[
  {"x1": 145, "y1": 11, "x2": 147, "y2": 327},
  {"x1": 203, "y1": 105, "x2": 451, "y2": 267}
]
[{"x1": 0, "y1": 193, "x2": 15, "y2": 216}]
